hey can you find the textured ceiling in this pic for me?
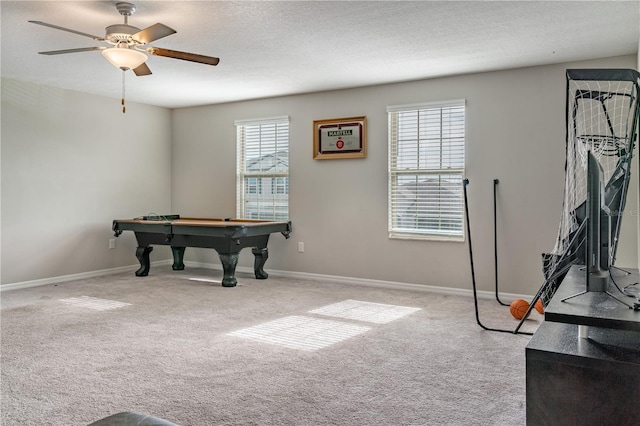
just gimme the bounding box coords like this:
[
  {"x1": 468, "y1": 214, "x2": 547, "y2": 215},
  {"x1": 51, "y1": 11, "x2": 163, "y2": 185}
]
[{"x1": 2, "y1": 1, "x2": 639, "y2": 108}]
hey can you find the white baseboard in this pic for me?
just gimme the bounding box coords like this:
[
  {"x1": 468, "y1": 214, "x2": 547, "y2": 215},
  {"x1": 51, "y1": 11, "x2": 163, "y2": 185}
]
[
  {"x1": 0, "y1": 260, "x2": 171, "y2": 292},
  {"x1": 182, "y1": 260, "x2": 534, "y2": 301},
  {"x1": 1, "y1": 259, "x2": 533, "y2": 301}
]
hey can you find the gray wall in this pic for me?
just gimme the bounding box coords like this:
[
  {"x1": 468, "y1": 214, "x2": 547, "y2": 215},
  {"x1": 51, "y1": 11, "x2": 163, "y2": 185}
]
[
  {"x1": 1, "y1": 79, "x2": 172, "y2": 284},
  {"x1": 171, "y1": 55, "x2": 638, "y2": 296},
  {"x1": 1, "y1": 54, "x2": 638, "y2": 297}
]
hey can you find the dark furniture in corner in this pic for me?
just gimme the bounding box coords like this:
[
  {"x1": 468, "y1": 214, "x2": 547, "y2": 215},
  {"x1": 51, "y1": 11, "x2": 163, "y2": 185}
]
[{"x1": 525, "y1": 265, "x2": 640, "y2": 425}]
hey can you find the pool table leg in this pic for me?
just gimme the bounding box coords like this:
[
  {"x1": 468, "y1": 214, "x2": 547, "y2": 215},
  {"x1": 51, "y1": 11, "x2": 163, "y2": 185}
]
[
  {"x1": 135, "y1": 246, "x2": 153, "y2": 277},
  {"x1": 219, "y1": 253, "x2": 239, "y2": 287},
  {"x1": 252, "y1": 247, "x2": 269, "y2": 279},
  {"x1": 171, "y1": 247, "x2": 186, "y2": 270}
]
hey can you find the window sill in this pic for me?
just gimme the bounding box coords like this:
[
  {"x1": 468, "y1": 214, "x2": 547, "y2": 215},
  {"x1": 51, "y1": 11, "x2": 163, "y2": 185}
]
[{"x1": 389, "y1": 233, "x2": 465, "y2": 243}]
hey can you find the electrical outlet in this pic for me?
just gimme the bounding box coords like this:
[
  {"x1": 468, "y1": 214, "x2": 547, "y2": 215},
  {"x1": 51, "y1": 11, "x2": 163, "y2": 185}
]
[
  {"x1": 109, "y1": 239, "x2": 115, "y2": 249},
  {"x1": 298, "y1": 242, "x2": 304, "y2": 253}
]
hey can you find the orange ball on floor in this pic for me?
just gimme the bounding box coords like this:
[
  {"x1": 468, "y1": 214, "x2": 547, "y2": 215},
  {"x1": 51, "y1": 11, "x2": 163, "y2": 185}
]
[
  {"x1": 510, "y1": 299, "x2": 530, "y2": 320},
  {"x1": 534, "y1": 299, "x2": 544, "y2": 314}
]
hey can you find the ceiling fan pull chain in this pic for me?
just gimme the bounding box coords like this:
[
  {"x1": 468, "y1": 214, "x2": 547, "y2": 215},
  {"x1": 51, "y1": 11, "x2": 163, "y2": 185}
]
[{"x1": 121, "y1": 69, "x2": 126, "y2": 113}]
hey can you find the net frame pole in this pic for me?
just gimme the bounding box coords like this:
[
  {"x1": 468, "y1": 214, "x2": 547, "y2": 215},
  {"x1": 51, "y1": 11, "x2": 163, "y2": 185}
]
[
  {"x1": 513, "y1": 220, "x2": 588, "y2": 334},
  {"x1": 464, "y1": 178, "x2": 533, "y2": 335},
  {"x1": 493, "y1": 179, "x2": 509, "y2": 306}
]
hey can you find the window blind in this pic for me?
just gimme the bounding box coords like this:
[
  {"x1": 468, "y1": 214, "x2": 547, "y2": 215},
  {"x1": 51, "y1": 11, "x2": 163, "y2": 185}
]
[
  {"x1": 236, "y1": 116, "x2": 290, "y2": 220},
  {"x1": 388, "y1": 101, "x2": 465, "y2": 240}
]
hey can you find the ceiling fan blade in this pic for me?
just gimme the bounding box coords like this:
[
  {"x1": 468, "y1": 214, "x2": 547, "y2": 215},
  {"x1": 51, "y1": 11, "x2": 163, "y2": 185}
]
[
  {"x1": 132, "y1": 23, "x2": 176, "y2": 45},
  {"x1": 133, "y1": 62, "x2": 152, "y2": 76},
  {"x1": 146, "y1": 47, "x2": 220, "y2": 66},
  {"x1": 38, "y1": 46, "x2": 106, "y2": 55},
  {"x1": 28, "y1": 20, "x2": 104, "y2": 41}
]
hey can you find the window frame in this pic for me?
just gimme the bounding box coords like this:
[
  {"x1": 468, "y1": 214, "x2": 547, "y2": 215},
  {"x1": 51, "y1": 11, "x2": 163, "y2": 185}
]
[
  {"x1": 235, "y1": 116, "x2": 290, "y2": 221},
  {"x1": 387, "y1": 100, "x2": 466, "y2": 241}
]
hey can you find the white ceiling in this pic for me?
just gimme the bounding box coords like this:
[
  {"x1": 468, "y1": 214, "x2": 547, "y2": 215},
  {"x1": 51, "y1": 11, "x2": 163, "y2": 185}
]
[{"x1": 2, "y1": 1, "x2": 639, "y2": 109}]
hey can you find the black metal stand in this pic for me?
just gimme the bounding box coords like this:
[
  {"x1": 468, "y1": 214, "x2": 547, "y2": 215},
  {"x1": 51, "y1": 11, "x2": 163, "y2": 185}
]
[
  {"x1": 463, "y1": 178, "x2": 533, "y2": 335},
  {"x1": 493, "y1": 179, "x2": 509, "y2": 306},
  {"x1": 560, "y1": 269, "x2": 637, "y2": 309},
  {"x1": 560, "y1": 289, "x2": 633, "y2": 308},
  {"x1": 512, "y1": 218, "x2": 590, "y2": 334},
  {"x1": 513, "y1": 261, "x2": 575, "y2": 334}
]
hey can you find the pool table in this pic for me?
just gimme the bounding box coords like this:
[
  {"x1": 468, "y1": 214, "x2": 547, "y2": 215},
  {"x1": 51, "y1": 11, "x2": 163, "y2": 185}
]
[{"x1": 112, "y1": 215, "x2": 292, "y2": 287}]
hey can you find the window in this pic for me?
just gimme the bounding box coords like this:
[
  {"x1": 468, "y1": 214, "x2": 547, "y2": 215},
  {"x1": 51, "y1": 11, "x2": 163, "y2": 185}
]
[
  {"x1": 388, "y1": 100, "x2": 465, "y2": 240},
  {"x1": 246, "y1": 177, "x2": 262, "y2": 195},
  {"x1": 271, "y1": 177, "x2": 288, "y2": 195},
  {"x1": 236, "y1": 116, "x2": 289, "y2": 221}
]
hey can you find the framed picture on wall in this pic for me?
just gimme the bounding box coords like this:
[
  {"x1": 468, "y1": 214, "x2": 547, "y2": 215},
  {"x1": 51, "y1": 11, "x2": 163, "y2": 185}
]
[{"x1": 313, "y1": 116, "x2": 367, "y2": 159}]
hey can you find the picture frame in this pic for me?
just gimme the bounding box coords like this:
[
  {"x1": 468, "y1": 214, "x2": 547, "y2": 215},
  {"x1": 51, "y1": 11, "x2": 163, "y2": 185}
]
[{"x1": 313, "y1": 116, "x2": 367, "y2": 160}]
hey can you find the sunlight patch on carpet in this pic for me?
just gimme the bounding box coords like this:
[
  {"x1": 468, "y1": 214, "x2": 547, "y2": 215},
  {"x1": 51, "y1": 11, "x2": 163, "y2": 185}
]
[
  {"x1": 59, "y1": 296, "x2": 131, "y2": 311},
  {"x1": 309, "y1": 299, "x2": 421, "y2": 324},
  {"x1": 188, "y1": 277, "x2": 221, "y2": 283},
  {"x1": 227, "y1": 315, "x2": 370, "y2": 351}
]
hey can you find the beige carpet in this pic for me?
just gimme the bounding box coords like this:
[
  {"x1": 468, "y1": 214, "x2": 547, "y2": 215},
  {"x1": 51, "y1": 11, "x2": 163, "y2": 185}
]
[{"x1": 1, "y1": 266, "x2": 541, "y2": 425}]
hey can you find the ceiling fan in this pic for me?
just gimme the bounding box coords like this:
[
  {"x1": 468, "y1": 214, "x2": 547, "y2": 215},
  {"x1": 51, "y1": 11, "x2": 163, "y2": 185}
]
[{"x1": 29, "y1": 1, "x2": 220, "y2": 77}]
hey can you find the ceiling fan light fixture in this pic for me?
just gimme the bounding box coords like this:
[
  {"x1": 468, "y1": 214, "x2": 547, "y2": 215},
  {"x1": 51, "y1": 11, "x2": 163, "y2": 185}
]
[{"x1": 101, "y1": 46, "x2": 147, "y2": 70}]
